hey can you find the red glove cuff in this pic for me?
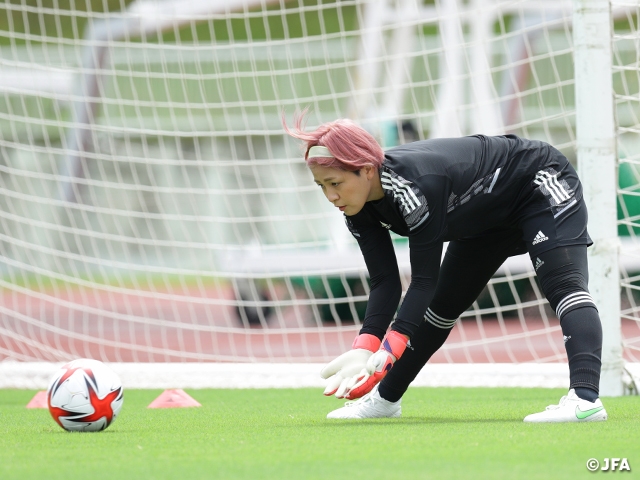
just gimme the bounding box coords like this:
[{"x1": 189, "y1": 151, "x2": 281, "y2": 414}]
[
  {"x1": 381, "y1": 331, "x2": 408, "y2": 359},
  {"x1": 351, "y1": 333, "x2": 381, "y2": 352}
]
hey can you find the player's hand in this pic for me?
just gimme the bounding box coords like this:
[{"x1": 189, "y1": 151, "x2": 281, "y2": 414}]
[
  {"x1": 320, "y1": 333, "x2": 381, "y2": 398},
  {"x1": 344, "y1": 331, "x2": 408, "y2": 400}
]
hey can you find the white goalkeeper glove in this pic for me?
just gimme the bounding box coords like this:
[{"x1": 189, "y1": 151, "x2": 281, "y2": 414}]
[
  {"x1": 320, "y1": 333, "x2": 381, "y2": 398},
  {"x1": 344, "y1": 330, "x2": 409, "y2": 400}
]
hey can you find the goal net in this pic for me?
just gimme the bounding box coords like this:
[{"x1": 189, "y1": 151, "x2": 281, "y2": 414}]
[
  {"x1": 0, "y1": 0, "x2": 637, "y2": 389},
  {"x1": 614, "y1": 0, "x2": 640, "y2": 377}
]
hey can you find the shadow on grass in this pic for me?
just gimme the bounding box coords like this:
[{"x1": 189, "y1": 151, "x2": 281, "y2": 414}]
[{"x1": 312, "y1": 416, "x2": 524, "y2": 426}]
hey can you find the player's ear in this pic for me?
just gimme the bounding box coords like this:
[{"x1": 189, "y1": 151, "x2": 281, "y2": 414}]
[{"x1": 363, "y1": 164, "x2": 377, "y2": 180}]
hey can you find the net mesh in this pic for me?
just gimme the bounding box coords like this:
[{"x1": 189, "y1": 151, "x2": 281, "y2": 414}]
[
  {"x1": 0, "y1": 0, "x2": 633, "y2": 365},
  {"x1": 614, "y1": 0, "x2": 640, "y2": 364}
]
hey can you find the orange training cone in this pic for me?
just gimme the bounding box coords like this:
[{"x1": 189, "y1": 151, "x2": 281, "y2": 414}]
[
  {"x1": 148, "y1": 389, "x2": 201, "y2": 408},
  {"x1": 26, "y1": 390, "x2": 48, "y2": 409}
]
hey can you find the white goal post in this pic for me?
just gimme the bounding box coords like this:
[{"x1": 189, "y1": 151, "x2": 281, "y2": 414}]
[
  {"x1": 0, "y1": 0, "x2": 638, "y2": 393},
  {"x1": 574, "y1": 0, "x2": 622, "y2": 395}
]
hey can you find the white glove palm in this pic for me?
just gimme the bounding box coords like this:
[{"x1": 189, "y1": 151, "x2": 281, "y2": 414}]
[
  {"x1": 342, "y1": 331, "x2": 409, "y2": 400},
  {"x1": 320, "y1": 348, "x2": 373, "y2": 398}
]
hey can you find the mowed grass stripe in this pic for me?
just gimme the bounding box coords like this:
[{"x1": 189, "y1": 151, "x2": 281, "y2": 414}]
[{"x1": 1, "y1": 388, "x2": 638, "y2": 480}]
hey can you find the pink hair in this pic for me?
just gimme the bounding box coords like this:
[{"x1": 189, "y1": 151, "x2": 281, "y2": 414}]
[{"x1": 282, "y1": 109, "x2": 384, "y2": 171}]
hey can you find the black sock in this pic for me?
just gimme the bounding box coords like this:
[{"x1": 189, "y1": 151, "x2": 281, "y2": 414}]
[
  {"x1": 560, "y1": 306, "x2": 602, "y2": 395},
  {"x1": 574, "y1": 387, "x2": 599, "y2": 402}
]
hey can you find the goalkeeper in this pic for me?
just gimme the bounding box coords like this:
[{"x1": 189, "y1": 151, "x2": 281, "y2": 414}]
[{"x1": 284, "y1": 113, "x2": 607, "y2": 423}]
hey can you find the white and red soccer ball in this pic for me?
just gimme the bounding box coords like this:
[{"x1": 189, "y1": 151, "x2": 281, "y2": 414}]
[{"x1": 47, "y1": 358, "x2": 124, "y2": 432}]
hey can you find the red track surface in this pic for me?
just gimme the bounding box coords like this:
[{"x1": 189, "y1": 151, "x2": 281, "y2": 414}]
[{"x1": 1, "y1": 289, "x2": 639, "y2": 363}]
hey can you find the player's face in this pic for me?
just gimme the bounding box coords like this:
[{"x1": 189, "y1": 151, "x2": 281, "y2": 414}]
[{"x1": 310, "y1": 164, "x2": 381, "y2": 216}]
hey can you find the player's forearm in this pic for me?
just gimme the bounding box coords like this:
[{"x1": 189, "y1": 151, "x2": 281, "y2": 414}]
[
  {"x1": 391, "y1": 235, "x2": 442, "y2": 339},
  {"x1": 359, "y1": 275, "x2": 402, "y2": 339},
  {"x1": 390, "y1": 278, "x2": 437, "y2": 339}
]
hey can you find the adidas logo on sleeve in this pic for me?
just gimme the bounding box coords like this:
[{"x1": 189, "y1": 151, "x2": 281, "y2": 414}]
[{"x1": 532, "y1": 230, "x2": 548, "y2": 245}]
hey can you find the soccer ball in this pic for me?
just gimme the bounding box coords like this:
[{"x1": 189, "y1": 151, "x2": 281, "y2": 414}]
[{"x1": 47, "y1": 358, "x2": 124, "y2": 432}]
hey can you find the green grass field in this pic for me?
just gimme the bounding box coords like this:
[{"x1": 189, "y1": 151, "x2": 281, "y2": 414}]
[{"x1": 1, "y1": 387, "x2": 638, "y2": 480}]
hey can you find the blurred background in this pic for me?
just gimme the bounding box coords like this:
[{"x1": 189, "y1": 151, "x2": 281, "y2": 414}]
[{"x1": 0, "y1": 0, "x2": 638, "y2": 369}]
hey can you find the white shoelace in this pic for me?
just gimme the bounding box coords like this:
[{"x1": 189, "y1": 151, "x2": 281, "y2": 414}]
[{"x1": 545, "y1": 395, "x2": 568, "y2": 411}]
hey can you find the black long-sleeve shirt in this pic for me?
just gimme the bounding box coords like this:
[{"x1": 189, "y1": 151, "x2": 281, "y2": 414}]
[{"x1": 344, "y1": 134, "x2": 578, "y2": 340}]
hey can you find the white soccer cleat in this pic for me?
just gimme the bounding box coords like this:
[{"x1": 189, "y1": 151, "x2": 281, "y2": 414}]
[
  {"x1": 326, "y1": 385, "x2": 401, "y2": 419},
  {"x1": 523, "y1": 389, "x2": 608, "y2": 423}
]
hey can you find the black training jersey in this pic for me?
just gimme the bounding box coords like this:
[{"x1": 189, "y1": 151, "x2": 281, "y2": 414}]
[{"x1": 346, "y1": 134, "x2": 580, "y2": 340}]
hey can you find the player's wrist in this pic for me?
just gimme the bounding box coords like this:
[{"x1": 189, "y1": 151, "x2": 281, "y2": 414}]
[
  {"x1": 352, "y1": 333, "x2": 381, "y2": 352},
  {"x1": 381, "y1": 330, "x2": 408, "y2": 359}
]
